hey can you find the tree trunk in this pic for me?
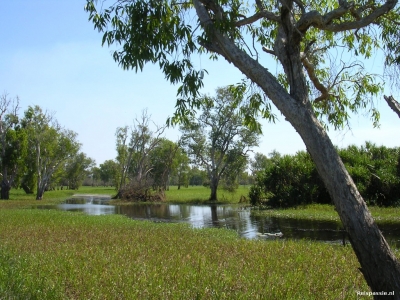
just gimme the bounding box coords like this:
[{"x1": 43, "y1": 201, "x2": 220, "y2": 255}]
[
  {"x1": 36, "y1": 187, "x2": 44, "y2": 200},
  {"x1": 384, "y1": 95, "x2": 400, "y2": 119},
  {"x1": 196, "y1": 14, "x2": 400, "y2": 294},
  {"x1": 21, "y1": 182, "x2": 34, "y2": 194},
  {"x1": 1, "y1": 179, "x2": 10, "y2": 200},
  {"x1": 1, "y1": 168, "x2": 10, "y2": 200},
  {"x1": 291, "y1": 105, "x2": 400, "y2": 295},
  {"x1": 209, "y1": 177, "x2": 218, "y2": 201},
  {"x1": 254, "y1": 64, "x2": 400, "y2": 296}
]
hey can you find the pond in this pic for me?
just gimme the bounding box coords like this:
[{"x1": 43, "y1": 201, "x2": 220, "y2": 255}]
[{"x1": 49, "y1": 194, "x2": 400, "y2": 247}]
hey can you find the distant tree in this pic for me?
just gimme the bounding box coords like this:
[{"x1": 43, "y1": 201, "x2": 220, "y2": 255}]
[
  {"x1": 63, "y1": 153, "x2": 95, "y2": 190},
  {"x1": 220, "y1": 148, "x2": 248, "y2": 192},
  {"x1": 181, "y1": 87, "x2": 260, "y2": 201},
  {"x1": 115, "y1": 110, "x2": 166, "y2": 200},
  {"x1": 188, "y1": 167, "x2": 207, "y2": 186},
  {"x1": 173, "y1": 149, "x2": 190, "y2": 189},
  {"x1": 21, "y1": 106, "x2": 80, "y2": 200},
  {"x1": 0, "y1": 93, "x2": 27, "y2": 199},
  {"x1": 99, "y1": 160, "x2": 118, "y2": 187},
  {"x1": 250, "y1": 152, "x2": 270, "y2": 177},
  {"x1": 90, "y1": 166, "x2": 101, "y2": 186},
  {"x1": 149, "y1": 138, "x2": 180, "y2": 192}
]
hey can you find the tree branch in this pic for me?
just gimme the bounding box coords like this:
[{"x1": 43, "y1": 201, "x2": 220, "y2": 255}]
[
  {"x1": 262, "y1": 46, "x2": 276, "y2": 56},
  {"x1": 297, "y1": 0, "x2": 397, "y2": 33},
  {"x1": 300, "y1": 54, "x2": 331, "y2": 102},
  {"x1": 384, "y1": 95, "x2": 400, "y2": 118},
  {"x1": 235, "y1": 10, "x2": 281, "y2": 27}
]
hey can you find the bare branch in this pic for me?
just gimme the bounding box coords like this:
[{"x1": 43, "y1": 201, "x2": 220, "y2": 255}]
[
  {"x1": 262, "y1": 46, "x2": 276, "y2": 56},
  {"x1": 300, "y1": 54, "x2": 331, "y2": 102},
  {"x1": 235, "y1": 10, "x2": 281, "y2": 27},
  {"x1": 297, "y1": 0, "x2": 397, "y2": 33}
]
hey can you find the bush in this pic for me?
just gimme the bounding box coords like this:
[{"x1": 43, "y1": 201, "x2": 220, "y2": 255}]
[
  {"x1": 249, "y1": 143, "x2": 400, "y2": 207},
  {"x1": 249, "y1": 152, "x2": 329, "y2": 207}
]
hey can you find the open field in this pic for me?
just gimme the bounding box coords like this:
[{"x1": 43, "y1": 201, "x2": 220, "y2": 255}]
[{"x1": 0, "y1": 208, "x2": 374, "y2": 299}]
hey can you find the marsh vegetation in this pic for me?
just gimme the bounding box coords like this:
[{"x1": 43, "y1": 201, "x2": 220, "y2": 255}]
[{"x1": 1, "y1": 187, "x2": 400, "y2": 298}]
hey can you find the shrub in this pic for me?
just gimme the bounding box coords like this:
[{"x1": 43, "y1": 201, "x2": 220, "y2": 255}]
[{"x1": 249, "y1": 143, "x2": 400, "y2": 207}]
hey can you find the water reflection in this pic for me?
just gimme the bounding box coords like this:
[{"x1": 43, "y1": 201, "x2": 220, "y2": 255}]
[
  {"x1": 58, "y1": 195, "x2": 114, "y2": 215},
  {"x1": 53, "y1": 196, "x2": 400, "y2": 247}
]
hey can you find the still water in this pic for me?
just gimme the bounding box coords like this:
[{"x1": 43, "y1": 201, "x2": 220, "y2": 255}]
[{"x1": 54, "y1": 195, "x2": 400, "y2": 246}]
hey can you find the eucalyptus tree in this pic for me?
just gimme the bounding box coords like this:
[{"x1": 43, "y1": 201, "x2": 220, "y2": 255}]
[
  {"x1": 0, "y1": 93, "x2": 27, "y2": 199},
  {"x1": 384, "y1": 95, "x2": 400, "y2": 118},
  {"x1": 250, "y1": 152, "x2": 270, "y2": 177},
  {"x1": 62, "y1": 153, "x2": 96, "y2": 190},
  {"x1": 99, "y1": 159, "x2": 119, "y2": 187},
  {"x1": 115, "y1": 110, "x2": 166, "y2": 199},
  {"x1": 86, "y1": 0, "x2": 400, "y2": 292},
  {"x1": 149, "y1": 138, "x2": 181, "y2": 191},
  {"x1": 173, "y1": 148, "x2": 190, "y2": 189},
  {"x1": 22, "y1": 106, "x2": 80, "y2": 200},
  {"x1": 181, "y1": 87, "x2": 260, "y2": 201}
]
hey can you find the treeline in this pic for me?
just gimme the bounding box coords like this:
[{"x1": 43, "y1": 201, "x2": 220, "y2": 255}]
[
  {"x1": 249, "y1": 142, "x2": 400, "y2": 207},
  {"x1": 94, "y1": 97, "x2": 257, "y2": 201},
  {"x1": 0, "y1": 94, "x2": 94, "y2": 200},
  {"x1": 90, "y1": 87, "x2": 261, "y2": 202}
]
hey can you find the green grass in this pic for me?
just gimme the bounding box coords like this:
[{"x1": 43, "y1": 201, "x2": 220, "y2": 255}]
[
  {"x1": 2, "y1": 186, "x2": 400, "y2": 298},
  {"x1": 1, "y1": 187, "x2": 115, "y2": 209},
  {"x1": 0, "y1": 209, "x2": 374, "y2": 299},
  {"x1": 165, "y1": 185, "x2": 251, "y2": 204},
  {"x1": 252, "y1": 204, "x2": 400, "y2": 224}
]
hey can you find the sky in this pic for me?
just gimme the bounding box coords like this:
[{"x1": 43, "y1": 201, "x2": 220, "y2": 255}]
[{"x1": 1, "y1": 1, "x2": 399, "y2": 166}]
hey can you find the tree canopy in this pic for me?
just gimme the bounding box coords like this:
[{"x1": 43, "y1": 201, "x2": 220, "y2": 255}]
[
  {"x1": 181, "y1": 86, "x2": 260, "y2": 200},
  {"x1": 85, "y1": 0, "x2": 399, "y2": 129}
]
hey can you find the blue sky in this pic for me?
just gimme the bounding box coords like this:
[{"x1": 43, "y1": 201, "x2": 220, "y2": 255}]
[{"x1": 1, "y1": 1, "x2": 399, "y2": 166}]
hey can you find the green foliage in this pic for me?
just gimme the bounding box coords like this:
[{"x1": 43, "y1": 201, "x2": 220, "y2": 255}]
[
  {"x1": 250, "y1": 151, "x2": 329, "y2": 207},
  {"x1": 85, "y1": 0, "x2": 400, "y2": 130},
  {"x1": 61, "y1": 153, "x2": 95, "y2": 190},
  {"x1": 250, "y1": 143, "x2": 400, "y2": 207},
  {"x1": 85, "y1": 0, "x2": 203, "y2": 125},
  {"x1": 339, "y1": 143, "x2": 400, "y2": 206},
  {"x1": 99, "y1": 160, "x2": 118, "y2": 187},
  {"x1": 21, "y1": 106, "x2": 82, "y2": 199},
  {"x1": 181, "y1": 86, "x2": 260, "y2": 200}
]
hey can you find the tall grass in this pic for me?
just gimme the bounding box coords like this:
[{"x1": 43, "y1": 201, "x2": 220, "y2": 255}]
[{"x1": 0, "y1": 209, "x2": 371, "y2": 299}]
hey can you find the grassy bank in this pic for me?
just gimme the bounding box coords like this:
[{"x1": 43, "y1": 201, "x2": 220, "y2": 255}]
[
  {"x1": 0, "y1": 209, "x2": 372, "y2": 299},
  {"x1": 252, "y1": 204, "x2": 400, "y2": 224},
  {"x1": 165, "y1": 185, "x2": 250, "y2": 203}
]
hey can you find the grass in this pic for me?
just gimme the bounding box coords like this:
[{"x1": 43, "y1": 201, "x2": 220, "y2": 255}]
[
  {"x1": 0, "y1": 209, "x2": 373, "y2": 299},
  {"x1": 1, "y1": 186, "x2": 400, "y2": 298},
  {"x1": 165, "y1": 185, "x2": 251, "y2": 204},
  {"x1": 252, "y1": 203, "x2": 400, "y2": 224}
]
